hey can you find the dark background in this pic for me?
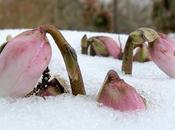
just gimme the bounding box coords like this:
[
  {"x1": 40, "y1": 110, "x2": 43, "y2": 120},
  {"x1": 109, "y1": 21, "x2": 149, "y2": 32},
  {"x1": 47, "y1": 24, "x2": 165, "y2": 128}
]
[{"x1": 0, "y1": 0, "x2": 174, "y2": 33}]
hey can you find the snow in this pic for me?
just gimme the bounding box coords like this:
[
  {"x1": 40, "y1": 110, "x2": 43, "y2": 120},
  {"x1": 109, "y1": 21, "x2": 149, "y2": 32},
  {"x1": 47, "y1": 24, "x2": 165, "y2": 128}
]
[{"x1": 0, "y1": 29, "x2": 175, "y2": 130}]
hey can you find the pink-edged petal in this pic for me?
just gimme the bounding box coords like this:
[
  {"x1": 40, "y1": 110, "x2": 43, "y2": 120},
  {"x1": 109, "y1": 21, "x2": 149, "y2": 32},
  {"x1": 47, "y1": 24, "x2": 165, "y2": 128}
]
[
  {"x1": 149, "y1": 33, "x2": 175, "y2": 77},
  {"x1": 97, "y1": 70, "x2": 146, "y2": 111},
  {"x1": 96, "y1": 36, "x2": 121, "y2": 58},
  {"x1": 0, "y1": 28, "x2": 51, "y2": 97}
]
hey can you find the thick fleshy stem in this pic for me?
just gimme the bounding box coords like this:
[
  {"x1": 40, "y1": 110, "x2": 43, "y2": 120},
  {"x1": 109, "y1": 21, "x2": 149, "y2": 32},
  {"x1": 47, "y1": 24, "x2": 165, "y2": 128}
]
[
  {"x1": 40, "y1": 24, "x2": 86, "y2": 95},
  {"x1": 122, "y1": 28, "x2": 159, "y2": 74},
  {"x1": 122, "y1": 37, "x2": 135, "y2": 74}
]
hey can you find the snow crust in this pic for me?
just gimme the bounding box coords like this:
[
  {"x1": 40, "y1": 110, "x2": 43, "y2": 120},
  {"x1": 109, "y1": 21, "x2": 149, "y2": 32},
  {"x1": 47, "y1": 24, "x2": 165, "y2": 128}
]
[{"x1": 0, "y1": 29, "x2": 174, "y2": 130}]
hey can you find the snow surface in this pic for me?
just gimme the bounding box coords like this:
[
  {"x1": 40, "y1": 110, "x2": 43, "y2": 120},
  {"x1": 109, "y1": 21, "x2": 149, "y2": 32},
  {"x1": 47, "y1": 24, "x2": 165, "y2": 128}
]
[{"x1": 0, "y1": 29, "x2": 175, "y2": 130}]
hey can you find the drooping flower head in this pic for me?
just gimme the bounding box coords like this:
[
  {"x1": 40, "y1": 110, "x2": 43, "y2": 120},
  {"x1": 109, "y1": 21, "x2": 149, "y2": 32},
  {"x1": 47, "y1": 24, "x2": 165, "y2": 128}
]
[
  {"x1": 0, "y1": 28, "x2": 51, "y2": 97},
  {"x1": 81, "y1": 35, "x2": 122, "y2": 59}
]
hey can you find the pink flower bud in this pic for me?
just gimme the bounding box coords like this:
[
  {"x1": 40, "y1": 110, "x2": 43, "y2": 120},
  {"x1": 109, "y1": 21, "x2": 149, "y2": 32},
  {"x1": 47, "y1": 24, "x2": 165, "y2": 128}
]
[
  {"x1": 0, "y1": 28, "x2": 51, "y2": 97},
  {"x1": 96, "y1": 36, "x2": 122, "y2": 58},
  {"x1": 97, "y1": 70, "x2": 146, "y2": 111},
  {"x1": 149, "y1": 33, "x2": 175, "y2": 77},
  {"x1": 81, "y1": 35, "x2": 122, "y2": 59}
]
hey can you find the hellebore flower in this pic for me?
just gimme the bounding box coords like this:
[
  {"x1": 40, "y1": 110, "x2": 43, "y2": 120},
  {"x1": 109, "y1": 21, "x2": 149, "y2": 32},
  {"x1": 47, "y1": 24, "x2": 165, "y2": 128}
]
[
  {"x1": 122, "y1": 28, "x2": 158, "y2": 74},
  {"x1": 81, "y1": 35, "x2": 122, "y2": 59},
  {"x1": 0, "y1": 28, "x2": 52, "y2": 97},
  {"x1": 0, "y1": 24, "x2": 86, "y2": 97},
  {"x1": 97, "y1": 70, "x2": 146, "y2": 111},
  {"x1": 122, "y1": 27, "x2": 175, "y2": 78},
  {"x1": 149, "y1": 33, "x2": 175, "y2": 77}
]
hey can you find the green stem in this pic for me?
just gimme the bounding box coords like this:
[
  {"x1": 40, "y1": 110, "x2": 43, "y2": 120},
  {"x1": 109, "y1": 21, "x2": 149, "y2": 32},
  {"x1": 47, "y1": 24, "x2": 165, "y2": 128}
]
[
  {"x1": 122, "y1": 36, "x2": 135, "y2": 74},
  {"x1": 40, "y1": 24, "x2": 86, "y2": 95}
]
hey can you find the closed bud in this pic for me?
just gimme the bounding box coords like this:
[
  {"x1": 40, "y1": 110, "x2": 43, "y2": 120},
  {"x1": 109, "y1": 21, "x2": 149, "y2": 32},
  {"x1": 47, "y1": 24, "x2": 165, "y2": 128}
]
[
  {"x1": 97, "y1": 70, "x2": 146, "y2": 111},
  {"x1": 81, "y1": 35, "x2": 122, "y2": 59},
  {"x1": 0, "y1": 28, "x2": 51, "y2": 97},
  {"x1": 149, "y1": 33, "x2": 175, "y2": 77}
]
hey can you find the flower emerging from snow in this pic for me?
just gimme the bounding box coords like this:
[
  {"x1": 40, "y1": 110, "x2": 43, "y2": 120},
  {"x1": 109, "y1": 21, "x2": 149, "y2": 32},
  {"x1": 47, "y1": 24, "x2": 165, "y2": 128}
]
[
  {"x1": 148, "y1": 33, "x2": 175, "y2": 77},
  {"x1": 122, "y1": 27, "x2": 175, "y2": 78},
  {"x1": 81, "y1": 34, "x2": 122, "y2": 59},
  {"x1": 0, "y1": 28, "x2": 52, "y2": 97},
  {"x1": 0, "y1": 24, "x2": 86, "y2": 97},
  {"x1": 97, "y1": 70, "x2": 146, "y2": 111}
]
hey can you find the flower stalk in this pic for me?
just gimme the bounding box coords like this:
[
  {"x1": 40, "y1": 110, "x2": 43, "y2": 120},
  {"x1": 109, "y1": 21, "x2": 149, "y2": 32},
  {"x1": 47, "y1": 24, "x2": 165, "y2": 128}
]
[
  {"x1": 122, "y1": 28, "x2": 159, "y2": 74},
  {"x1": 40, "y1": 24, "x2": 86, "y2": 95},
  {"x1": 0, "y1": 24, "x2": 85, "y2": 97}
]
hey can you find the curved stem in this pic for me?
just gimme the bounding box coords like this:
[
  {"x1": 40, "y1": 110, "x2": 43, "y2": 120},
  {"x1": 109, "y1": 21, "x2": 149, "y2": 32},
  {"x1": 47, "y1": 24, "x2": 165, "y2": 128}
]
[
  {"x1": 122, "y1": 36, "x2": 135, "y2": 74},
  {"x1": 40, "y1": 24, "x2": 86, "y2": 95},
  {"x1": 122, "y1": 28, "x2": 158, "y2": 74}
]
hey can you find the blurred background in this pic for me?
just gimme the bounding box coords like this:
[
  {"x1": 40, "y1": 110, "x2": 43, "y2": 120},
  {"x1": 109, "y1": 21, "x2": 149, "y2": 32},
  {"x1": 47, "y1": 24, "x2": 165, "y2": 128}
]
[{"x1": 0, "y1": 0, "x2": 174, "y2": 33}]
